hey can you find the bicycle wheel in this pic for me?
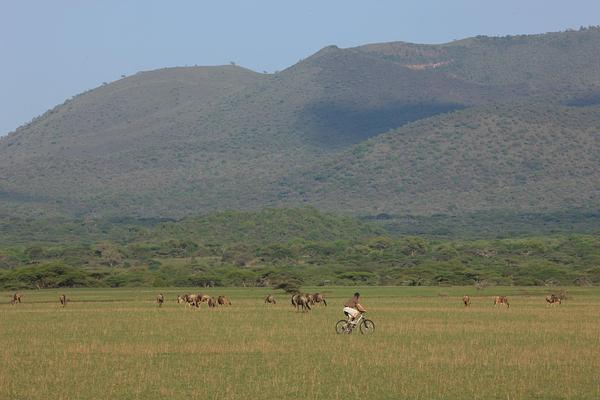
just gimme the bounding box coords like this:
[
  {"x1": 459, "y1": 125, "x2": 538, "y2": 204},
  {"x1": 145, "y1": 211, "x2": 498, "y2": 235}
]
[
  {"x1": 335, "y1": 320, "x2": 349, "y2": 334},
  {"x1": 360, "y1": 319, "x2": 375, "y2": 335}
]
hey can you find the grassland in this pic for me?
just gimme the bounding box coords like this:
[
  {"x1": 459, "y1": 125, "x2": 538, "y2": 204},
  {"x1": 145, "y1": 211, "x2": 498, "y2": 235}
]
[{"x1": 1, "y1": 286, "x2": 599, "y2": 399}]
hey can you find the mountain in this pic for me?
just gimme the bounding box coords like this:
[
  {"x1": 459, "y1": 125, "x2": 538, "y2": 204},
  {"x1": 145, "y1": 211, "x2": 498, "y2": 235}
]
[
  {"x1": 279, "y1": 104, "x2": 600, "y2": 214},
  {"x1": 354, "y1": 27, "x2": 600, "y2": 98},
  {"x1": 1, "y1": 27, "x2": 600, "y2": 219}
]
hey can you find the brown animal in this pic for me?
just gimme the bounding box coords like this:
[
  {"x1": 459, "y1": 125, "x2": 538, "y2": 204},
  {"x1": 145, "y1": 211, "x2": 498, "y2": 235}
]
[
  {"x1": 217, "y1": 296, "x2": 231, "y2": 306},
  {"x1": 306, "y1": 293, "x2": 315, "y2": 305},
  {"x1": 494, "y1": 296, "x2": 510, "y2": 308},
  {"x1": 199, "y1": 294, "x2": 211, "y2": 303},
  {"x1": 265, "y1": 294, "x2": 276, "y2": 304},
  {"x1": 156, "y1": 293, "x2": 164, "y2": 307},
  {"x1": 192, "y1": 294, "x2": 206, "y2": 307},
  {"x1": 59, "y1": 294, "x2": 67, "y2": 307},
  {"x1": 179, "y1": 294, "x2": 201, "y2": 307},
  {"x1": 207, "y1": 297, "x2": 217, "y2": 308},
  {"x1": 294, "y1": 294, "x2": 311, "y2": 312},
  {"x1": 313, "y1": 293, "x2": 327, "y2": 306},
  {"x1": 546, "y1": 294, "x2": 561, "y2": 305},
  {"x1": 11, "y1": 293, "x2": 22, "y2": 305},
  {"x1": 463, "y1": 295, "x2": 471, "y2": 307},
  {"x1": 291, "y1": 294, "x2": 299, "y2": 307}
]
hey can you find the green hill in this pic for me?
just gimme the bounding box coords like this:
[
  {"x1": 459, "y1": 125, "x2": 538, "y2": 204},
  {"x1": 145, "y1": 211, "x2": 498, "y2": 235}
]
[
  {"x1": 279, "y1": 104, "x2": 600, "y2": 214},
  {"x1": 1, "y1": 28, "x2": 600, "y2": 219},
  {"x1": 355, "y1": 27, "x2": 600, "y2": 97}
]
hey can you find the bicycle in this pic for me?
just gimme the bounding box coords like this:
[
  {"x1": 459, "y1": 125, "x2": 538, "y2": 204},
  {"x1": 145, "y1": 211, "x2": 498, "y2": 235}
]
[{"x1": 335, "y1": 312, "x2": 375, "y2": 335}]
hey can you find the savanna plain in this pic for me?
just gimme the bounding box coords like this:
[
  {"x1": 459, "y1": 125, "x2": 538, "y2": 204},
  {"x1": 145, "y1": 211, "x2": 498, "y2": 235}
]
[{"x1": 1, "y1": 286, "x2": 599, "y2": 400}]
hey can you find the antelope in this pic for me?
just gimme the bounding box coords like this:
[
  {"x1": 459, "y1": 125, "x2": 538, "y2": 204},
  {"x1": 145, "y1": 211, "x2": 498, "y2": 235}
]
[
  {"x1": 59, "y1": 294, "x2": 67, "y2": 307},
  {"x1": 463, "y1": 295, "x2": 471, "y2": 307},
  {"x1": 494, "y1": 296, "x2": 509, "y2": 308},
  {"x1": 264, "y1": 294, "x2": 276, "y2": 304},
  {"x1": 546, "y1": 294, "x2": 561, "y2": 305},
  {"x1": 190, "y1": 294, "x2": 205, "y2": 307},
  {"x1": 217, "y1": 296, "x2": 231, "y2": 306},
  {"x1": 293, "y1": 294, "x2": 311, "y2": 312},
  {"x1": 156, "y1": 293, "x2": 164, "y2": 307},
  {"x1": 179, "y1": 294, "x2": 201, "y2": 307},
  {"x1": 199, "y1": 294, "x2": 211, "y2": 304},
  {"x1": 313, "y1": 293, "x2": 327, "y2": 306},
  {"x1": 207, "y1": 297, "x2": 217, "y2": 308},
  {"x1": 11, "y1": 293, "x2": 22, "y2": 305}
]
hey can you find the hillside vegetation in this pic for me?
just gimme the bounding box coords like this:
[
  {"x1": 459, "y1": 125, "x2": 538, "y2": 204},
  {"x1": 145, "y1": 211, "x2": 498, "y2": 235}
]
[
  {"x1": 1, "y1": 27, "x2": 600, "y2": 220},
  {"x1": 1, "y1": 208, "x2": 599, "y2": 289},
  {"x1": 356, "y1": 27, "x2": 600, "y2": 95},
  {"x1": 281, "y1": 104, "x2": 600, "y2": 214}
]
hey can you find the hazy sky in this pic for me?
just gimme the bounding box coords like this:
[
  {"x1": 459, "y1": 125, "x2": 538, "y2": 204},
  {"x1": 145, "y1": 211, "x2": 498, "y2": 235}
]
[{"x1": 1, "y1": 0, "x2": 599, "y2": 136}]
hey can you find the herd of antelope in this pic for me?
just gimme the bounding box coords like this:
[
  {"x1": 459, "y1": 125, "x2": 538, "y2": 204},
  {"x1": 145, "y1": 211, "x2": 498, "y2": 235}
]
[
  {"x1": 7, "y1": 291, "x2": 565, "y2": 308},
  {"x1": 172, "y1": 293, "x2": 232, "y2": 308},
  {"x1": 460, "y1": 293, "x2": 564, "y2": 308},
  {"x1": 460, "y1": 295, "x2": 511, "y2": 308},
  {"x1": 289, "y1": 292, "x2": 327, "y2": 312}
]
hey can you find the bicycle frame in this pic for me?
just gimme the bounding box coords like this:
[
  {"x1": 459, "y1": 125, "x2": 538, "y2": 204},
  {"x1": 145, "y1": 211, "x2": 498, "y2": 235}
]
[{"x1": 345, "y1": 313, "x2": 365, "y2": 331}]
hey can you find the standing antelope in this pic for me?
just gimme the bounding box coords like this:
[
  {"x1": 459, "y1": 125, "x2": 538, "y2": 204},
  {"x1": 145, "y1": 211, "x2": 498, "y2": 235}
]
[
  {"x1": 313, "y1": 293, "x2": 327, "y2": 306},
  {"x1": 199, "y1": 294, "x2": 211, "y2": 304},
  {"x1": 207, "y1": 297, "x2": 217, "y2": 308},
  {"x1": 178, "y1": 294, "x2": 201, "y2": 307},
  {"x1": 265, "y1": 294, "x2": 276, "y2": 304},
  {"x1": 11, "y1": 293, "x2": 22, "y2": 305},
  {"x1": 494, "y1": 296, "x2": 509, "y2": 308},
  {"x1": 156, "y1": 293, "x2": 164, "y2": 307},
  {"x1": 59, "y1": 294, "x2": 67, "y2": 307},
  {"x1": 217, "y1": 296, "x2": 231, "y2": 306},
  {"x1": 463, "y1": 295, "x2": 471, "y2": 307},
  {"x1": 294, "y1": 294, "x2": 311, "y2": 312}
]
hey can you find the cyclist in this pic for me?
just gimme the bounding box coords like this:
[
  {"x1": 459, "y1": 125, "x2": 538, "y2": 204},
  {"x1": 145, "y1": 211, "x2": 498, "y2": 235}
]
[{"x1": 343, "y1": 292, "x2": 366, "y2": 325}]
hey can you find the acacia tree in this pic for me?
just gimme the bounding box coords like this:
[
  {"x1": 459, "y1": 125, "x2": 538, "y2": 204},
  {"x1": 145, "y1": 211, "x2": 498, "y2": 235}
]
[{"x1": 96, "y1": 242, "x2": 123, "y2": 267}]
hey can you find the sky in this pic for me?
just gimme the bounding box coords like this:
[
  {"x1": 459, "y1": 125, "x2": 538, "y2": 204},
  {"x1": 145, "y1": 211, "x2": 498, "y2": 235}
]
[{"x1": 1, "y1": 0, "x2": 599, "y2": 136}]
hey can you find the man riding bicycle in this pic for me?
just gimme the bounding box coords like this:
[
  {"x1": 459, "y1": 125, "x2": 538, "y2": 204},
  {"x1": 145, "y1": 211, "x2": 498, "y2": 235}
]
[{"x1": 343, "y1": 292, "x2": 366, "y2": 325}]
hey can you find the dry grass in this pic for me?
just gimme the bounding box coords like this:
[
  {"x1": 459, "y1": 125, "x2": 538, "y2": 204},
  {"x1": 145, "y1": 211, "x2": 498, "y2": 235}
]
[{"x1": 0, "y1": 287, "x2": 599, "y2": 399}]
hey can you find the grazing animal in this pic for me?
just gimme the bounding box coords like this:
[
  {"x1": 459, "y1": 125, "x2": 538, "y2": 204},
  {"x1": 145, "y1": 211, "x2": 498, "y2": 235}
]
[
  {"x1": 156, "y1": 293, "x2": 164, "y2": 307},
  {"x1": 180, "y1": 294, "x2": 190, "y2": 306},
  {"x1": 217, "y1": 296, "x2": 231, "y2": 306},
  {"x1": 291, "y1": 294, "x2": 299, "y2": 307},
  {"x1": 199, "y1": 294, "x2": 211, "y2": 304},
  {"x1": 191, "y1": 294, "x2": 205, "y2": 307},
  {"x1": 59, "y1": 294, "x2": 67, "y2": 307},
  {"x1": 494, "y1": 296, "x2": 510, "y2": 308},
  {"x1": 294, "y1": 294, "x2": 311, "y2": 312},
  {"x1": 306, "y1": 293, "x2": 315, "y2": 305},
  {"x1": 179, "y1": 294, "x2": 201, "y2": 307},
  {"x1": 313, "y1": 293, "x2": 327, "y2": 306},
  {"x1": 463, "y1": 295, "x2": 471, "y2": 307},
  {"x1": 207, "y1": 297, "x2": 217, "y2": 308},
  {"x1": 265, "y1": 294, "x2": 276, "y2": 304},
  {"x1": 11, "y1": 293, "x2": 22, "y2": 305},
  {"x1": 546, "y1": 294, "x2": 561, "y2": 305}
]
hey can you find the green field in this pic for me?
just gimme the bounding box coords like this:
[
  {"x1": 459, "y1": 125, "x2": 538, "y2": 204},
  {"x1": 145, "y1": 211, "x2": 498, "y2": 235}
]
[{"x1": 1, "y1": 287, "x2": 599, "y2": 399}]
